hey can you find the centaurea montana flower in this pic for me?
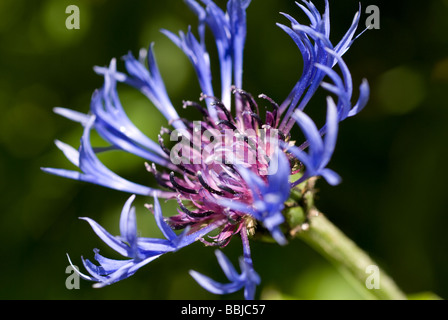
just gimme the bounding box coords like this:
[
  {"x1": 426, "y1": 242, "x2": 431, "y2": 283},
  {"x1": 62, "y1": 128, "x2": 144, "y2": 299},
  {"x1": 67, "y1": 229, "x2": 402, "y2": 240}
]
[{"x1": 43, "y1": 0, "x2": 369, "y2": 299}]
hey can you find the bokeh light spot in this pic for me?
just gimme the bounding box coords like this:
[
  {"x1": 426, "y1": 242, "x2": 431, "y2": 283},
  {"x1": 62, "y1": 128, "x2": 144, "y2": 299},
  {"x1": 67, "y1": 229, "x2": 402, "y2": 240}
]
[{"x1": 376, "y1": 66, "x2": 425, "y2": 115}]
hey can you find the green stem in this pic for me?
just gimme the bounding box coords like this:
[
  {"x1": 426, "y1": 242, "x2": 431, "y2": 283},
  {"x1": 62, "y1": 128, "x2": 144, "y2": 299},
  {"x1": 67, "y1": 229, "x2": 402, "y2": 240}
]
[{"x1": 292, "y1": 209, "x2": 407, "y2": 300}]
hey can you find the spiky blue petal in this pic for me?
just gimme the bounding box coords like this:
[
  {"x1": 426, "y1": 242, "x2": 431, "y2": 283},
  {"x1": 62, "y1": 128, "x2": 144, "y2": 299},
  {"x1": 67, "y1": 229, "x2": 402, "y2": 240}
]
[
  {"x1": 184, "y1": 0, "x2": 250, "y2": 110},
  {"x1": 190, "y1": 250, "x2": 260, "y2": 300},
  {"x1": 41, "y1": 116, "x2": 175, "y2": 198},
  {"x1": 162, "y1": 28, "x2": 214, "y2": 105},
  {"x1": 107, "y1": 44, "x2": 186, "y2": 130},
  {"x1": 219, "y1": 150, "x2": 290, "y2": 245},
  {"x1": 286, "y1": 97, "x2": 341, "y2": 187},
  {"x1": 278, "y1": 0, "x2": 366, "y2": 134},
  {"x1": 69, "y1": 195, "x2": 225, "y2": 287},
  {"x1": 55, "y1": 59, "x2": 176, "y2": 169}
]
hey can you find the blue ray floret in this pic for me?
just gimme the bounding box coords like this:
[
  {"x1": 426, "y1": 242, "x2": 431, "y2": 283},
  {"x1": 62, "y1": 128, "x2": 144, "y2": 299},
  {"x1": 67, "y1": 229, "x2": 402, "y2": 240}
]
[
  {"x1": 102, "y1": 45, "x2": 186, "y2": 130},
  {"x1": 190, "y1": 249, "x2": 260, "y2": 300},
  {"x1": 42, "y1": 116, "x2": 176, "y2": 198},
  {"x1": 184, "y1": 0, "x2": 251, "y2": 109},
  {"x1": 277, "y1": 0, "x2": 368, "y2": 133},
  {"x1": 285, "y1": 97, "x2": 341, "y2": 187},
  {"x1": 218, "y1": 150, "x2": 291, "y2": 245},
  {"x1": 68, "y1": 195, "x2": 225, "y2": 288},
  {"x1": 161, "y1": 27, "x2": 216, "y2": 117},
  {"x1": 190, "y1": 221, "x2": 259, "y2": 300}
]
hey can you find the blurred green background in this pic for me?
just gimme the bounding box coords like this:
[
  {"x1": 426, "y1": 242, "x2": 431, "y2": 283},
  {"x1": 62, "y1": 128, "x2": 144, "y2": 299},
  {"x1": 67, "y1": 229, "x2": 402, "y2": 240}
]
[{"x1": 1, "y1": 0, "x2": 447, "y2": 300}]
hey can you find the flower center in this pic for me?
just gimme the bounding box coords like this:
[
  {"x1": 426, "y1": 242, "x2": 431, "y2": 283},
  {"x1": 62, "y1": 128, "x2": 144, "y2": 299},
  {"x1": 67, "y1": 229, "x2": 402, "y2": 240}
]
[{"x1": 148, "y1": 89, "x2": 291, "y2": 246}]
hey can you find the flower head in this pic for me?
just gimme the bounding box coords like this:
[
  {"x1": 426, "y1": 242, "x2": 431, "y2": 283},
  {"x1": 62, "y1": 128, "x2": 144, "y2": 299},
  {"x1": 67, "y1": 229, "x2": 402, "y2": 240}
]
[{"x1": 43, "y1": 0, "x2": 369, "y2": 299}]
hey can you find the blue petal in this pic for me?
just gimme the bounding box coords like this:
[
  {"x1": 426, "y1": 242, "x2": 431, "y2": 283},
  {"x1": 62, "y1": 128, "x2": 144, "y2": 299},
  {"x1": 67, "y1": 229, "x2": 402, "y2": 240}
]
[
  {"x1": 184, "y1": 0, "x2": 251, "y2": 109},
  {"x1": 278, "y1": 1, "x2": 367, "y2": 134},
  {"x1": 54, "y1": 140, "x2": 79, "y2": 167},
  {"x1": 151, "y1": 196, "x2": 224, "y2": 250},
  {"x1": 80, "y1": 217, "x2": 130, "y2": 258},
  {"x1": 218, "y1": 198, "x2": 258, "y2": 216},
  {"x1": 218, "y1": 150, "x2": 289, "y2": 245},
  {"x1": 235, "y1": 165, "x2": 266, "y2": 200},
  {"x1": 320, "y1": 168, "x2": 342, "y2": 186},
  {"x1": 82, "y1": 257, "x2": 110, "y2": 282},
  {"x1": 279, "y1": 22, "x2": 332, "y2": 129},
  {"x1": 201, "y1": 0, "x2": 233, "y2": 107},
  {"x1": 267, "y1": 150, "x2": 291, "y2": 198},
  {"x1": 119, "y1": 195, "x2": 138, "y2": 255},
  {"x1": 227, "y1": 0, "x2": 251, "y2": 89},
  {"x1": 137, "y1": 238, "x2": 176, "y2": 253},
  {"x1": 118, "y1": 46, "x2": 186, "y2": 130},
  {"x1": 176, "y1": 218, "x2": 226, "y2": 249},
  {"x1": 152, "y1": 195, "x2": 177, "y2": 242},
  {"x1": 53, "y1": 107, "x2": 90, "y2": 126},
  {"x1": 189, "y1": 249, "x2": 260, "y2": 299},
  {"x1": 72, "y1": 194, "x2": 212, "y2": 288},
  {"x1": 92, "y1": 59, "x2": 176, "y2": 167},
  {"x1": 189, "y1": 270, "x2": 243, "y2": 295},
  {"x1": 126, "y1": 254, "x2": 164, "y2": 277},
  {"x1": 263, "y1": 212, "x2": 287, "y2": 245},
  {"x1": 55, "y1": 101, "x2": 169, "y2": 167},
  {"x1": 282, "y1": 144, "x2": 314, "y2": 175},
  {"x1": 334, "y1": 4, "x2": 362, "y2": 57},
  {"x1": 238, "y1": 256, "x2": 261, "y2": 300},
  {"x1": 66, "y1": 254, "x2": 98, "y2": 282},
  {"x1": 348, "y1": 78, "x2": 370, "y2": 118},
  {"x1": 215, "y1": 249, "x2": 240, "y2": 281},
  {"x1": 91, "y1": 261, "x2": 136, "y2": 288},
  {"x1": 292, "y1": 109, "x2": 325, "y2": 165},
  {"x1": 287, "y1": 97, "x2": 341, "y2": 187},
  {"x1": 93, "y1": 250, "x2": 133, "y2": 274},
  {"x1": 43, "y1": 116, "x2": 174, "y2": 198},
  {"x1": 321, "y1": 96, "x2": 339, "y2": 168},
  {"x1": 316, "y1": 51, "x2": 369, "y2": 122},
  {"x1": 161, "y1": 28, "x2": 217, "y2": 119}
]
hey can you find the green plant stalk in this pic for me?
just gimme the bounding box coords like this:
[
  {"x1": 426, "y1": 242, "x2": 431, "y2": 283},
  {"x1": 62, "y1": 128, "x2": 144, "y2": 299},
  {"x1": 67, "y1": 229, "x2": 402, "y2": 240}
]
[
  {"x1": 292, "y1": 209, "x2": 407, "y2": 300},
  {"x1": 283, "y1": 180, "x2": 407, "y2": 300}
]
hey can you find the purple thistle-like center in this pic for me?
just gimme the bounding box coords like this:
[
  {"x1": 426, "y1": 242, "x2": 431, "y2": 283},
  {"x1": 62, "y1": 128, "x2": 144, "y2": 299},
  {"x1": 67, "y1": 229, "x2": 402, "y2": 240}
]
[{"x1": 151, "y1": 88, "x2": 295, "y2": 246}]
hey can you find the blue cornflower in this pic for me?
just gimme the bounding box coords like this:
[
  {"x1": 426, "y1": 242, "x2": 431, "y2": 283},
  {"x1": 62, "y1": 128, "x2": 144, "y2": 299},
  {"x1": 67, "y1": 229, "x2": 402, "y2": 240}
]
[{"x1": 43, "y1": 0, "x2": 369, "y2": 299}]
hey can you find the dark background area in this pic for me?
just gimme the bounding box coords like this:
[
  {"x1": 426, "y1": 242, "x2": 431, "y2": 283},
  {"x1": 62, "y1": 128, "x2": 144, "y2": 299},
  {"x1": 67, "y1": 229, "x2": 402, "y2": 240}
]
[{"x1": 0, "y1": 0, "x2": 447, "y2": 299}]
